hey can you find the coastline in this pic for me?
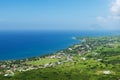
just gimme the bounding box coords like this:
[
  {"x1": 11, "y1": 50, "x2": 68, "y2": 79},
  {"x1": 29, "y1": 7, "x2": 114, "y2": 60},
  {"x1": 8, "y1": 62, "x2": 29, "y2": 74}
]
[
  {"x1": 0, "y1": 35, "x2": 120, "y2": 79},
  {"x1": 0, "y1": 31, "x2": 117, "y2": 60},
  {"x1": 0, "y1": 36, "x2": 80, "y2": 61}
]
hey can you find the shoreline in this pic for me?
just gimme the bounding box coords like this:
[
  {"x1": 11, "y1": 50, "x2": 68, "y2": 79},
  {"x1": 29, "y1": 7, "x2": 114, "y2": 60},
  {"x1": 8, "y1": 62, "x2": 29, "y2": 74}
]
[
  {"x1": 0, "y1": 35, "x2": 117, "y2": 61},
  {"x1": 0, "y1": 36, "x2": 80, "y2": 61},
  {"x1": 0, "y1": 35, "x2": 120, "y2": 78},
  {"x1": 0, "y1": 31, "x2": 117, "y2": 61}
]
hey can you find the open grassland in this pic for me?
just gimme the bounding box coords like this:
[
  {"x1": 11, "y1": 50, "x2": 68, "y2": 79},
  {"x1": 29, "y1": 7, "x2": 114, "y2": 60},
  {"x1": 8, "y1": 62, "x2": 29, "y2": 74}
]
[{"x1": 27, "y1": 58, "x2": 58, "y2": 66}]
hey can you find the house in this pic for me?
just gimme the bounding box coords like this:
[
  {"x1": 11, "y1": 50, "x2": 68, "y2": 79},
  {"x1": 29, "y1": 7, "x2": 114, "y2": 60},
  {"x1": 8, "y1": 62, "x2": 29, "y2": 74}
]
[
  {"x1": 49, "y1": 55, "x2": 56, "y2": 59},
  {"x1": 82, "y1": 57, "x2": 86, "y2": 60},
  {"x1": 4, "y1": 70, "x2": 14, "y2": 77},
  {"x1": 97, "y1": 59, "x2": 102, "y2": 61},
  {"x1": 68, "y1": 48, "x2": 72, "y2": 51},
  {"x1": 103, "y1": 70, "x2": 111, "y2": 74}
]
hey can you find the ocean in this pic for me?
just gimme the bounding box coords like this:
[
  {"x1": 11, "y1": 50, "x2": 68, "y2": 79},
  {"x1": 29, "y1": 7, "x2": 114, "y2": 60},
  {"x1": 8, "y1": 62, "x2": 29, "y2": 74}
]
[{"x1": 0, "y1": 30, "x2": 117, "y2": 60}]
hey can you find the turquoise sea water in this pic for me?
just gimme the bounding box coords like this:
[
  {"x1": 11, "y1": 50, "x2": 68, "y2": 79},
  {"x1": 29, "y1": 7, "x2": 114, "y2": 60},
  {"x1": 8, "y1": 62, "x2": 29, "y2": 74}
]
[{"x1": 0, "y1": 31, "x2": 117, "y2": 60}]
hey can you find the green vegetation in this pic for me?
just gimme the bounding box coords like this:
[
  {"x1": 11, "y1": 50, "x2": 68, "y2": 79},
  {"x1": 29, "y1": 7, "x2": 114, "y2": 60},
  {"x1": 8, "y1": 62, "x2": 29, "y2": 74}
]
[{"x1": 27, "y1": 58, "x2": 58, "y2": 66}]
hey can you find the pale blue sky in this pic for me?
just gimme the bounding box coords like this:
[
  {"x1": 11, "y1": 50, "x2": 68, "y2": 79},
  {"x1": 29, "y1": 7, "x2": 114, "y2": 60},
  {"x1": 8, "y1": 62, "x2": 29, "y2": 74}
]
[{"x1": 0, "y1": 0, "x2": 119, "y2": 31}]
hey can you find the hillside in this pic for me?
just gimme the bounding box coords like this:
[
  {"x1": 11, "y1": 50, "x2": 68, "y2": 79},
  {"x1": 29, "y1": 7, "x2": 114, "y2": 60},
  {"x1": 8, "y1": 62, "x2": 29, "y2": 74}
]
[{"x1": 0, "y1": 36, "x2": 120, "y2": 80}]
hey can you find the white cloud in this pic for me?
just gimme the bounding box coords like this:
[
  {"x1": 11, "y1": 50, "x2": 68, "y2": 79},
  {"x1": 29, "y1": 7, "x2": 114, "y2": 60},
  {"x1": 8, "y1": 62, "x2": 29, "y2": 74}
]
[
  {"x1": 111, "y1": 0, "x2": 120, "y2": 15},
  {"x1": 96, "y1": 0, "x2": 120, "y2": 30},
  {"x1": 110, "y1": 0, "x2": 120, "y2": 20},
  {"x1": 100, "y1": 0, "x2": 120, "y2": 20}
]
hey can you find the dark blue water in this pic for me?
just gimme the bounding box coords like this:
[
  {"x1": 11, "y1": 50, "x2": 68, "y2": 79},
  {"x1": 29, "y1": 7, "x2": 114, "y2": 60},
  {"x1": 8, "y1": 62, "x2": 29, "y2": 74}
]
[{"x1": 0, "y1": 30, "x2": 117, "y2": 60}]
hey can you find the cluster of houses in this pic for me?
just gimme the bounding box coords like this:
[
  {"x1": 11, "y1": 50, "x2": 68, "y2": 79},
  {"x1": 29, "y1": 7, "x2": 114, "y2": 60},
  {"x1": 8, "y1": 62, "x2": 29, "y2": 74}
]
[{"x1": 0, "y1": 52, "x2": 74, "y2": 77}]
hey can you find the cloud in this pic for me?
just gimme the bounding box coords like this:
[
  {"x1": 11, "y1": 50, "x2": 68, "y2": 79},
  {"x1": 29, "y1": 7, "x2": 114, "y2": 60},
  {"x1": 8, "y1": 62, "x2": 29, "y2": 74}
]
[
  {"x1": 96, "y1": 0, "x2": 120, "y2": 30},
  {"x1": 110, "y1": 0, "x2": 120, "y2": 20},
  {"x1": 97, "y1": 0, "x2": 120, "y2": 21},
  {"x1": 111, "y1": 0, "x2": 120, "y2": 15}
]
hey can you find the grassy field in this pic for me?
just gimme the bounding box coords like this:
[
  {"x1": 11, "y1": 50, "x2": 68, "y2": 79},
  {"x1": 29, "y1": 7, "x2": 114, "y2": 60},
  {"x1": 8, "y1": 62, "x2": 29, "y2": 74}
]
[{"x1": 27, "y1": 58, "x2": 58, "y2": 66}]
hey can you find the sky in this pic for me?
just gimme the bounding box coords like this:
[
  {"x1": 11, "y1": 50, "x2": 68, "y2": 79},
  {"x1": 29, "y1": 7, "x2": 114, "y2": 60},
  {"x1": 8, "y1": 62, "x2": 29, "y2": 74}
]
[{"x1": 0, "y1": 0, "x2": 120, "y2": 31}]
